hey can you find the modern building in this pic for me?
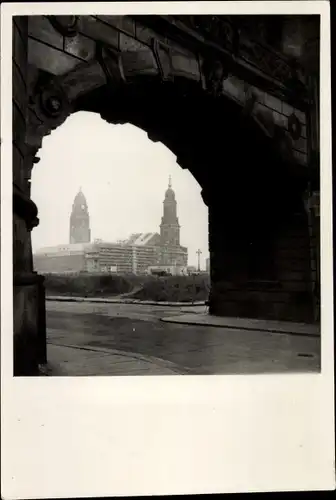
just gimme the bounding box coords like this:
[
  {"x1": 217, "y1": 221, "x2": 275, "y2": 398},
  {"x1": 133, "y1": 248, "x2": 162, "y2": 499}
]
[
  {"x1": 33, "y1": 243, "x2": 91, "y2": 274},
  {"x1": 33, "y1": 179, "x2": 188, "y2": 274}
]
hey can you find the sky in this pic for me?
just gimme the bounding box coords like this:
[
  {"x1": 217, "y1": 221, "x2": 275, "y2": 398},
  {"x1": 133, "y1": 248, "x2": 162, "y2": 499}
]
[{"x1": 31, "y1": 111, "x2": 209, "y2": 268}]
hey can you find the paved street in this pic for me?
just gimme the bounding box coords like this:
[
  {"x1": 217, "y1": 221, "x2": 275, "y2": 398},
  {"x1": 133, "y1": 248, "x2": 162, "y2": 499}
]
[{"x1": 46, "y1": 300, "x2": 321, "y2": 375}]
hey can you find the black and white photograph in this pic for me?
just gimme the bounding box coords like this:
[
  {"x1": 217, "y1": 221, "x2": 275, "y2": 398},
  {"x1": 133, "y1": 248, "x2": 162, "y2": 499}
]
[
  {"x1": 1, "y1": 1, "x2": 334, "y2": 497},
  {"x1": 12, "y1": 11, "x2": 323, "y2": 377}
]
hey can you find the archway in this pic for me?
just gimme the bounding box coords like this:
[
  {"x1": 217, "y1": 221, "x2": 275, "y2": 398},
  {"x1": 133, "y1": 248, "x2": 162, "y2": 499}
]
[
  {"x1": 30, "y1": 111, "x2": 212, "y2": 371},
  {"x1": 32, "y1": 75, "x2": 314, "y2": 318},
  {"x1": 31, "y1": 110, "x2": 210, "y2": 273},
  {"x1": 70, "y1": 78, "x2": 312, "y2": 320},
  {"x1": 13, "y1": 15, "x2": 317, "y2": 375}
]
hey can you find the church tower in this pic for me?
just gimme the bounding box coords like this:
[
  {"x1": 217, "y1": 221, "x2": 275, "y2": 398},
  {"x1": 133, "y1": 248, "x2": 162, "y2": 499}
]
[
  {"x1": 160, "y1": 176, "x2": 180, "y2": 247},
  {"x1": 69, "y1": 188, "x2": 91, "y2": 244}
]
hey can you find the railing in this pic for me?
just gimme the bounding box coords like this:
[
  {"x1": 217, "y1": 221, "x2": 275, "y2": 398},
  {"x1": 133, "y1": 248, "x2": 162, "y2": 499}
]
[
  {"x1": 174, "y1": 15, "x2": 237, "y2": 52},
  {"x1": 171, "y1": 15, "x2": 305, "y2": 92}
]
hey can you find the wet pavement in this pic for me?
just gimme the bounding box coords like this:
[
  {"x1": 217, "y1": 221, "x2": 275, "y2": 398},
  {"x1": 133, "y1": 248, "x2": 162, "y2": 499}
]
[{"x1": 46, "y1": 301, "x2": 321, "y2": 375}]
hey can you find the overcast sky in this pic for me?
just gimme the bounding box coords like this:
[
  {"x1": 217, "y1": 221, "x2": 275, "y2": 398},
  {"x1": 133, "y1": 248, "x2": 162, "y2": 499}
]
[{"x1": 31, "y1": 111, "x2": 209, "y2": 268}]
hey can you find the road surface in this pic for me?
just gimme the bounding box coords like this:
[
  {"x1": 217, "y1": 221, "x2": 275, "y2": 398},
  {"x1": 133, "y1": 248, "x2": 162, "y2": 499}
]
[{"x1": 46, "y1": 300, "x2": 321, "y2": 375}]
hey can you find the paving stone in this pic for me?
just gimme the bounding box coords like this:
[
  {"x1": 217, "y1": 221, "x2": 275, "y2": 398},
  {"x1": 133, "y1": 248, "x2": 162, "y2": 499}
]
[
  {"x1": 160, "y1": 314, "x2": 320, "y2": 336},
  {"x1": 45, "y1": 301, "x2": 320, "y2": 375}
]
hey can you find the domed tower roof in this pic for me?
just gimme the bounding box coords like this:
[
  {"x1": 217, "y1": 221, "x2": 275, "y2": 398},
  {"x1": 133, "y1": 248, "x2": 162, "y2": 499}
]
[
  {"x1": 164, "y1": 175, "x2": 175, "y2": 200},
  {"x1": 73, "y1": 187, "x2": 88, "y2": 209}
]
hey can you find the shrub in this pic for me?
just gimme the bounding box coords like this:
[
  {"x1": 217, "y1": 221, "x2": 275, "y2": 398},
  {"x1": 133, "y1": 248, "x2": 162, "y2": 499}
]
[
  {"x1": 43, "y1": 273, "x2": 210, "y2": 302},
  {"x1": 132, "y1": 275, "x2": 210, "y2": 302},
  {"x1": 43, "y1": 273, "x2": 132, "y2": 297}
]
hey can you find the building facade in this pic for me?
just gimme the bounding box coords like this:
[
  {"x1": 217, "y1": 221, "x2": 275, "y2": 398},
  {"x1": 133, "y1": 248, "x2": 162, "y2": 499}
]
[
  {"x1": 69, "y1": 188, "x2": 91, "y2": 244},
  {"x1": 33, "y1": 180, "x2": 188, "y2": 274},
  {"x1": 33, "y1": 243, "x2": 90, "y2": 274},
  {"x1": 158, "y1": 177, "x2": 188, "y2": 267},
  {"x1": 85, "y1": 241, "x2": 162, "y2": 274}
]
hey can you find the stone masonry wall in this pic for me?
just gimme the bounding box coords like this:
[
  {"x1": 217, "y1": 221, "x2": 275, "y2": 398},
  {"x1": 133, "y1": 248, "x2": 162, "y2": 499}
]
[
  {"x1": 222, "y1": 75, "x2": 308, "y2": 166},
  {"x1": 24, "y1": 15, "x2": 316, "y2": 325},
  {"x1": 26, "y1": 16, "x2": 309, "y2": 176},
  {"x1": 13, "y1": 17, "x2": 44, "y2": 374},
  {"x1": 208, "y1": 197, "x2": 314, "y2": 323}
]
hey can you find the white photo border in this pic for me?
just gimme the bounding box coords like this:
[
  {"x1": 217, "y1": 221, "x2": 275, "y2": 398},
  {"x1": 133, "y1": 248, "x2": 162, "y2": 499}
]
[{"x1": 1, "y1": 2, "x2": 334, "y2": 498}]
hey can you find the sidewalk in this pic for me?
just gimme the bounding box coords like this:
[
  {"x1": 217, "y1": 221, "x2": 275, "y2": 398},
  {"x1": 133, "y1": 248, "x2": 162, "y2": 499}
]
[
  {"x1": 160, "y1": 314, "x2": 320, "y2": 337},
  {"x1": 40, "y1": 342, "x2": 190, "y2": 376},
  {"x1": 46, "y1": 295, "x2": 206, "y2": 307}
]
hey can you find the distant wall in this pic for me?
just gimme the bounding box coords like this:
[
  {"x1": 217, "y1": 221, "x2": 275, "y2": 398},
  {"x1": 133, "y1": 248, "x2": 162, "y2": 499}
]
[{"x1": 33, "y1": 253, "x2": 86, "y2": 273}]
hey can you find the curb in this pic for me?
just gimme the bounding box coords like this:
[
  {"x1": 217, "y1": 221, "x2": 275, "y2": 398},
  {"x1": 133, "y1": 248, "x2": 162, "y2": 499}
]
[
  {"x1": 46, "y1": 296, "x2": 206, "y2": 307},
  {"x1": 47, "y1": 341, "x2": 193, "y2": 374},
  {"x1": 159, "y1": 317, "x2": 320, "y2": 338}
]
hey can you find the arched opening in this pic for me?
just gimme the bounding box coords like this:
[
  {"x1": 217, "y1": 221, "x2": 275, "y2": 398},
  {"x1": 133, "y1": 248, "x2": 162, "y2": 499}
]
[
  {"x1": 31, "y1": 110, "x2": 210, "y2": 277},
  {"x1": 12, "y1": 14, "x2": 319, "y2": 375},
  {"x1": 31, "y1": 75, "x2": 312, "y2": 323}
]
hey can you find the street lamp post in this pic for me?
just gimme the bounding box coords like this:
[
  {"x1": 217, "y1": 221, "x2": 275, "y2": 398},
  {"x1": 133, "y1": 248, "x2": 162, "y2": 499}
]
[{"x1": 196, "y1": 249, "x2": 202, "y2": 272}]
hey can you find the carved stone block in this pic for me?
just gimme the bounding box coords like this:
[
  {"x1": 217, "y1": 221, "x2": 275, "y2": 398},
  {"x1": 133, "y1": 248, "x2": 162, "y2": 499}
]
[
  {"x1": 134, "y1": 24, "x2": 162, "y2": 46},
  {"x1": 97, "y1": 15, "x2": 135, "y2": 38},
  {"x1": 13, "y1": 214, "x2": 32, "y2": 271},
  {"x1": 12, "y1": 62, "x2": 27, "y2": 117},
  {"x1": 170, "y1": 49, "x2": 200, "y2": 81},
  {"x1": 281, "y1": 101, "x2": 294, "y2": 116},
  {"x1": 293, "y1": 149, "x2": 308, "y2": 166},
  {"x1": 288, "y1": 113, "x2": 302, "y2": 140},
  {"x1": 13, "y1": 101, "x2": 27, "y2": 147},
  {"x1": 64, "y1": 33, "x2": 96, "y2": 61},
  {"x1": 13, "y1": 23, "x2": 28, "y2": 71},
  {"x1": 78, "y1": 16, "x2": 119, "y2": 50},
  {"x1": 272, "y1": 109, "x2": 287, "y2": 128},
  {"x1": 61, "y1": 60, "x2": 107, "y2": 101},
  {"x1": 28, "y1": 15, "x2": 64, "y2": 49},
  {"x1": 152, "y1": 39, "x2": 173, "y2": 81},
  {"x1": 222, "y1": 76, "x2": 245, "y2": 103},
  {"x1": 263, "y1": 93, "x2": 282, "y2": 113},
  {"x1": 26, "y1": 71, "x2": 72, "y2": 152},
  {"x1": 294, "y1": 109, "x2": 306, "y2": 125},
  {"x1": 98, "y1": 46, "x2": 125, "y2": 85},
  {"x1": 202, "y1": 59, "x2": 229, "y2": 96},
  {"x1": 119, "y1": 32, "x2": 145, "y2": 52},
  {"x1": 13, "y1": 16, "x2": 28, "y2": 41},
  {"x1": 46, "y1": 16, "x2": 78, "y2": 37},
  {"x1": 121, "y1": 49, "x2": 158, "y2": 78},
  {"x1": 253, "y1": 102, "x2": 275, "y2": 136},
  {"x1": 28, "y1": 38, "x2": 82, "y2": 75},
  {"x1": 249, "y1": 85, "x2": 265, "y2": 104},
  {"x1": 301, "y1": 124, "x2": 307, "y2": 139},
  {"x1": 13, "y1": 144, "x2": 25, "y2": 190}
]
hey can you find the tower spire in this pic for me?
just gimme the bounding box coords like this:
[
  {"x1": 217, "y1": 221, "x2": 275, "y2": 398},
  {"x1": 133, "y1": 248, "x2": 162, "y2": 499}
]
[{"x1": 160, "y1": 176, "x2": 180, "y2": 247}]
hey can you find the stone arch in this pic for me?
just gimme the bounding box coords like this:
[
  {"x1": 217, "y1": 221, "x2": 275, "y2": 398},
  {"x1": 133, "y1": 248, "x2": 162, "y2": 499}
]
[
  {"x1": 27, "y1": 67, "x2": 313, "y2": 318},
  {"x1": 26, "y1": 62, "x2": 302, "y2": 212},
  {"x1": 13, "y1": 15, "x2": 317, "y2": 375}
]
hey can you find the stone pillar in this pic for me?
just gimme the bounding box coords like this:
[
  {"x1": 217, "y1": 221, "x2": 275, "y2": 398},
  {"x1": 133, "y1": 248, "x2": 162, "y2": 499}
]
[
  {"x1": 13, "y1": 17, "x2": 46, "y2": 375},
  {"x1": 207, "y1": 183, "x2": 314, "y2": 323},
  {"x1": 208, "y1": 199, "x2": 264, "y2": 318}
]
